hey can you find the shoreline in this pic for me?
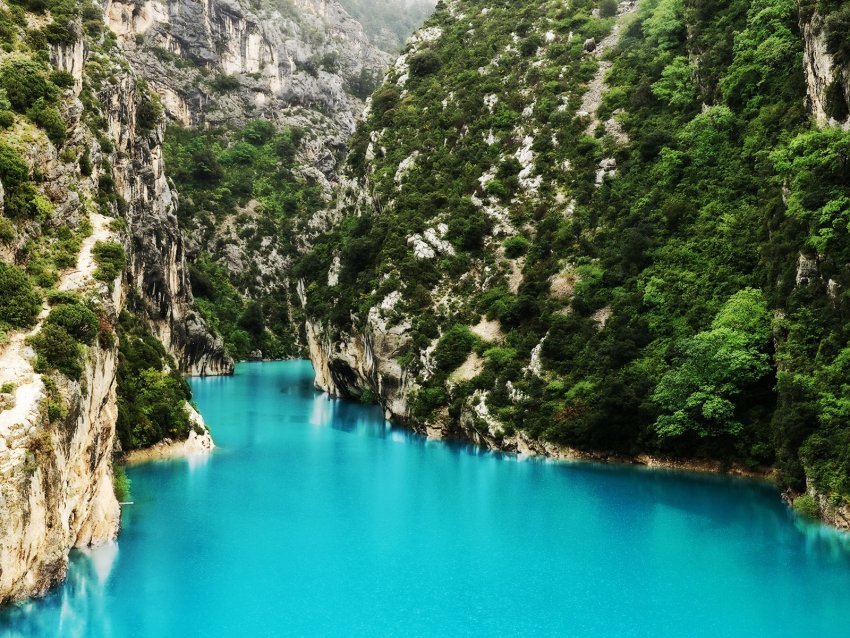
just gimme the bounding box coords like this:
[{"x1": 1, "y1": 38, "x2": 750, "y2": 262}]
[
  {"x1": 434, "y1": 422, "x2": 778, "y2": 481},
  {"x1": 123, "y1": 428, "x2": 215, "y2": 465}
]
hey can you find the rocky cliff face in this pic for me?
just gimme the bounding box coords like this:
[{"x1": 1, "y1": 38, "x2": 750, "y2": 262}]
[
  {"x1": 798, "y1": 5, "x2": 850, "y2": 129},
  {"x1": 104, "y1": 0, "x2": 390, "y2": 132},
  {"x1": 0, "y1": 4, "x2": 226, "y2": 602},
  {"x1": 0, "y1": 294, "x2": 121, "y2": 604},
  {"x1": 100, "y1": 75, "x2": 233, "y2": 375},
  {"x1": 0, "y1": 210, "x2": 124, "y2": 603}
]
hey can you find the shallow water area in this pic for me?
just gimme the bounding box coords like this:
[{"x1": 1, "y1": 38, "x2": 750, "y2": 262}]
[{"x1": 3, "y1": 361, "x2": 850, "y2": 637}]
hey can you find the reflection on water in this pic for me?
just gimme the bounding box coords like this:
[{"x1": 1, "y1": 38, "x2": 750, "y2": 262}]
[
  {"x1": 4, "y1": 360, "x2": 850, "y2": 638},
  {"x1": 1, "y1": 544, "x2": 118, "y2": 638}
]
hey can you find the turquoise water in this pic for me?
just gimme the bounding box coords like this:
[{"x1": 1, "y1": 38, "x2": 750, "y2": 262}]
[{"x1": 3, "y1": 361, "x2": 850, "y2": 637}]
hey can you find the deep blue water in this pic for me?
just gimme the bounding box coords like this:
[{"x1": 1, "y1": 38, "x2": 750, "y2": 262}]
[{"x1": 3, "y1": 360, "x2": 850, "y2": 637}]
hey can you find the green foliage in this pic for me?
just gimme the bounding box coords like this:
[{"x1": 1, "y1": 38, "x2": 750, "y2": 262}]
[
  {"x1": 208, "y1": 74, "x2": 240, "y2": 93},
  {"x1": 0, "y1": 262, "x2": 41, "y2": 327},
  {"x1": 45, "y1": 303, "x2": 99, "y2": 345},
  {"x1": 653, "y1": 289, "x2": 772, "y2": 440},
  {"x1": 92, "y1": 241, "x2": 125, "y2": 285},
  {"x1": 792, "y1": 494, "x2": 820, "y2": 520},
  {"x1": 244, "y1": 0, "x2": 850, "y2": 508},
  {"x1": 135, "y1": 86, "x2": 163, "y2": 134},
  {"x1": 409, "y1": 50, "x2": 440, "y2": 76},
  {"x1": 27, "y1": 97, "x2": 66, "y2": 145},
  {"x1": 29, "y1": 323, "x2": 83, "y2": 380},
  {"x1": 163, "y1": 123, "x2": 314, "y2": 360},
  {"x1": 599, "y1": 0, "x2": 618, "y2": 18},
  {"x1": 503, "y1": 236, "x2": 531, "y2": 258},
  {"x1": 0, "y1": 59, "x2": 57, "y2": 112},
  {"x1": 433, "y1": 325, "x2": 478, "y2": 373},
  {"x1": 0, "y1": 217, "x2": 15, "y2": 242},
  {"x1": 0, "y1": 142, "x2": 29, "y2": 187},
  {"x1": 113, "y1": 464, "x2": 131, "y2": 501},
  {"x1": 116, "y1": 311, "x2": 193, "y2": 450}
]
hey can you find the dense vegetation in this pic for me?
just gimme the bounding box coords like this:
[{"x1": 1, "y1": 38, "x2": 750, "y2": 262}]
[
  {"x1": 116, "y1": 310, "x2": 196, "y2": 450},
  {"x1": 164, "y1": 122, "x2": 320, "y2": 360},
  {"x1": 294, "y1": 0, "x2": 850, "y2": 507}
]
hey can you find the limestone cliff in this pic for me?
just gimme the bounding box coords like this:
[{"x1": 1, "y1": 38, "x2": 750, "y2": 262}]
[
  {"x1": 798, "y1": 4, "x2": 850, "y2": 129},
  {"x1": 0, "y1": 211, "x2": 123, "y2": 603},
  {"x1": 101, "y1": 75, "x2": 233, "y2": 375},
  {"x1": 104, "y1": 0, "x2": 390, "y2": 134},
  {"x1": 0, "y1": 2, "x2": 225, "y2": 603}
]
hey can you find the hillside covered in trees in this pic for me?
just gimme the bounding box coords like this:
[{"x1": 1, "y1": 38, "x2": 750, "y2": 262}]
[{"x1": 291, "y1": 0, "x2": 850, "y2": 519}]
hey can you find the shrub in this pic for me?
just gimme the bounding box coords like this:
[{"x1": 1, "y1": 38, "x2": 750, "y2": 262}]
[
  {"x1": 46, "y1": 289, "x2": 79, "y2": 305},
  {"x1": 503, "y1": 236, "x2": 531, "y2": 258},
  {"x1": 520, "y1": 35, "x2": 543, "y2": 57},
  {"x1": 29, "y1": 323, "x2": 83, "y2": 380},
  {"x1": 136, "y1": 93, "x2": 163, "y2": 133},
  {"x1": 92, "y1": 240, "x2": 125, "y2": 284},
  {"x1": 0, "y1": 59, "x2": 57, "y2": 112},
  {"x1": 209, "y1": 74, "x2": 240, "y2": 93},
  {"x1": 825, "y1": 78, "x2": 849, "y2": 122},
  {"x1": 49, "y1": 70, "x2": 74, "y2": 88},
  {"x1": 243, "y1": 119, "x2": 275, "y2": 146},
  {"x1": 0, "y1": 110, "x2": 13, "y2": 128},
  {"x1": 409, "y1": 51, "x2": 440, "y2": 76},
  {"x1": 433, "y1": 324, "x2": 477, "y2": 373},
  {"x1": 113, "y1": 464, "x2": 131, "y2": 501},
  {"x1": 0, "y1": 262, "x2": 41, "y2": 327},
  {"x1": 0, "y1": 142, "x2": 29, "y2": 187},
  {"x1": 27, "y1": 98, "x2": 66, "y2": 146},
  {"x1": 0, "y1": 216, "x2": 14, "y2": 242},
  {"x1": 79, "y1": 147, "x2": 92, "y2": 176},
  {"x1": 45, "y1": 303, "x2": 99, "y2": 344},
  {"x1": 599, "y1": 0, "x2": 618, "y2": 18},
  {"x1": 792, "y1": 494, "x2": 820, "y2": 520}
]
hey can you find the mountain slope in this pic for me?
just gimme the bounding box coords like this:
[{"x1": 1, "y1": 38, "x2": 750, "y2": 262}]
[{"x1": 297, "y1": 0, "x2": 850, "y2": 525}]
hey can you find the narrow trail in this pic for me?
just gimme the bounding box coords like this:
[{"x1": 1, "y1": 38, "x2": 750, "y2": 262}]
[
  {"x1": 578, "y1": 0, "x2": 639, "y2": 138},
  {"x1": 0, "y1": 214, "x2": 115, "y2": 451}
]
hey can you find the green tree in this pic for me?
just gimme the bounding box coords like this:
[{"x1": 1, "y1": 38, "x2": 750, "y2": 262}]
[
  {"x1": 0, "y1": 262, "x2": 41, "y2": 327},
  {"x1": 653, "y1": 289, "x2": 772, "y2": 439}
]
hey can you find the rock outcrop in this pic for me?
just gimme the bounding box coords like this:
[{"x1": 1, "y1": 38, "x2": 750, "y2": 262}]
[
  {"x1": 97, "y1": 68, "x2": 233, "y2": 376},
  {"x1": 798, "y1": 7, "x2": 850, "y2": 129},
  {"x1": 104, "y1": 0, "x2": 390, "y2": 132},
  {"x1": 0, "y1": 208, "x2": 123, "y2": 603},
  {"x1": 306, "y1": 318, "x2": 415, "y2": 421}
]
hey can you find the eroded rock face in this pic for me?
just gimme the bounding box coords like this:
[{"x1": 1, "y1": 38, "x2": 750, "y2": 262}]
[
  {"x1": 99, "y1": 74, "x2": 233, "y2": 376},
  {"x1": 104, "y1": 0, "x2": 390, "y2": 131},
  {"x1": 306, "y1": 315, "x2": 415, "y2": 422},
  {"x1": 799, "y1": 9, "x2": 850, "y2": 129},
  {"x1": 0, "y1": 340, "x2": 121, "y2": 604}
]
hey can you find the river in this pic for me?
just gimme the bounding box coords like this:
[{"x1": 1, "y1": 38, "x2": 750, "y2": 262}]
[{"x1": 3, "y1": 361, "x2": 850, "y2": 636}]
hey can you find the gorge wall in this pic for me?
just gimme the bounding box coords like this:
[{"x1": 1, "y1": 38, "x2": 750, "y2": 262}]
[
  {"x1": 0, "y1": 0, "x2": 228, "y2": 601},
  {"x1": 297, "y1": 0, "x2": 850, "y2": 526}
]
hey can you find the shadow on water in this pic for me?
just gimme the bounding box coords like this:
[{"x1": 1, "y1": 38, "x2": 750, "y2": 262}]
[{"x1": 307, "y1": 372, "x2": 850, "y2": 565}]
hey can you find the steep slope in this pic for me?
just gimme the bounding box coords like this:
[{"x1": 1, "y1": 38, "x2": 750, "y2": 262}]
[
  {"x1": 105, "y1": 0, "x2": 396, "y2": 360},
  {"x1": 0, "y1": 0, "x2": 224, "y2": 602},
  {"x1": 297, "y1": 0, "x2": 850, "y2": 524}
]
